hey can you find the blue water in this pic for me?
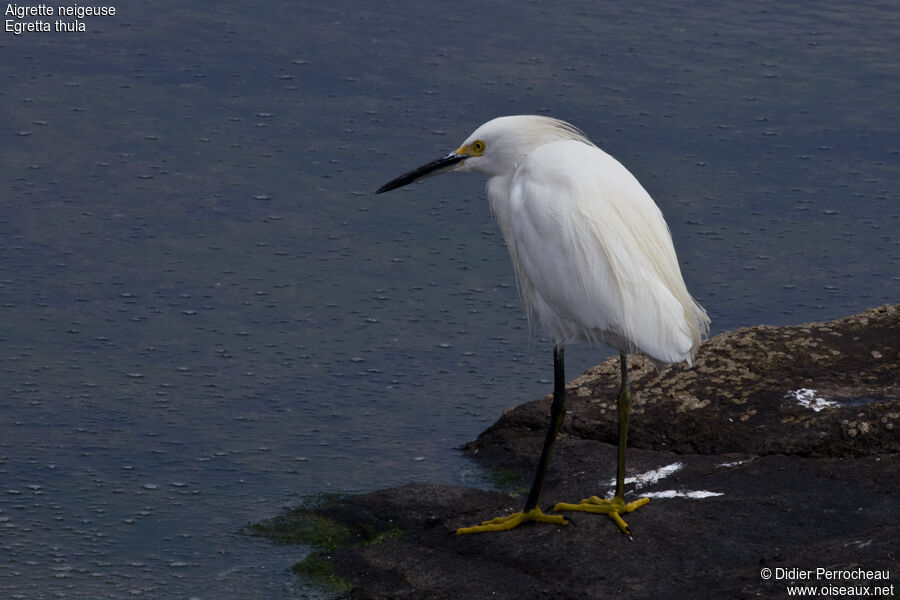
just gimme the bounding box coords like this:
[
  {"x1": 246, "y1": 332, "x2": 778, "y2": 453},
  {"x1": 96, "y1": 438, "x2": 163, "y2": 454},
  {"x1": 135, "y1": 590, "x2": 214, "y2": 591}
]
[{"x1": 1, "y1": 1, "x2": 897, "y2": 597}]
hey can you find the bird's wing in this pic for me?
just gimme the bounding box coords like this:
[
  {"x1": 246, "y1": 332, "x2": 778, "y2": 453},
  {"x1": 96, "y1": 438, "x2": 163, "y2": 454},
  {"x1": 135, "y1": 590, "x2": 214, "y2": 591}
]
[{"x1": 509, "y1": 140, "x2": 704, "y2": 364}]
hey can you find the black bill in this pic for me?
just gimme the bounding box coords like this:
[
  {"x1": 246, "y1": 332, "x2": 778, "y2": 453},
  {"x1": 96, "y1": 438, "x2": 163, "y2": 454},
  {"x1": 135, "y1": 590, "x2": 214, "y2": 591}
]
[{"x1": 375, "y1": 152, "x2": 467, "y2": 194}]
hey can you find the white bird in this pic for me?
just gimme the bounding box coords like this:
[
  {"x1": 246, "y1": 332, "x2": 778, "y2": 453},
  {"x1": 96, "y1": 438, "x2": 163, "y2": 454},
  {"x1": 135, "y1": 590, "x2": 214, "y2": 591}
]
[{"x1": 376, "y1": 115, "x2": 709, "y2": 535}]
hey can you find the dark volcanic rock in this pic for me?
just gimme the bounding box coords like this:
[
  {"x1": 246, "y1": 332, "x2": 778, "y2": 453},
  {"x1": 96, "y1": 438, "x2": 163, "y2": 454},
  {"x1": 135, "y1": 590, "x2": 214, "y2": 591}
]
[
  {"x1": 256, "y1": 306, "x2": 899, "y2": 599},
  {"x1": 313, "y1": 455, "x2": 896, "y2": 600},
  {"x1": 469, "y1": 304, "x2": 899, "y2": 460}
]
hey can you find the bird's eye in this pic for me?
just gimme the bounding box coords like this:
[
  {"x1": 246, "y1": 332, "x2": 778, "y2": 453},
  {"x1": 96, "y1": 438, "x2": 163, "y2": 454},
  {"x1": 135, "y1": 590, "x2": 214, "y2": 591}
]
[{"x1": 472, "y1": 140, "x2": 485, "y2": 154}]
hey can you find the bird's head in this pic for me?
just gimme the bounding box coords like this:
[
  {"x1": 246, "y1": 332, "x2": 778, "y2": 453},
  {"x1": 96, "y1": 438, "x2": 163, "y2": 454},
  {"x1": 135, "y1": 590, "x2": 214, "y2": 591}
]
[{"x1": 375, "y1": 115, "x2": 592, "y2": 194}]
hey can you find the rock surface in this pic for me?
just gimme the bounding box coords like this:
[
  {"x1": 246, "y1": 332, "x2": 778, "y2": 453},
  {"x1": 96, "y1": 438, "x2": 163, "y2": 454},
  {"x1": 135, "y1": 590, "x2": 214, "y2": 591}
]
[
  {"x1": 255, "y1": 305, "x2": 899, "y2": 599},
  {"x1": 469, "y1": 304, "x2": 899, "y2": 463}
]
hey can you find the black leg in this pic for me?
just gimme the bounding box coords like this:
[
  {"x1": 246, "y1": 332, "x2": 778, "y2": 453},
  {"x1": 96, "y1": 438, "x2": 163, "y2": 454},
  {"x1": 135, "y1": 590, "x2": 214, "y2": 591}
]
[
  {"x1": 456, "y1": 345, "x2": 569, "y2": 533},
  {"x1": 524, "y1": 345, "x2": 567, "y2": 511}
]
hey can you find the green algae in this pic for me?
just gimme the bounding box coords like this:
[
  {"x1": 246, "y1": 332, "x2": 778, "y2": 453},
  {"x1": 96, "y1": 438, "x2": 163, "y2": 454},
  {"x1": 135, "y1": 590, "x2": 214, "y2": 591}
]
[{"x1": 248, "y1": 492, "x2": 401, "y2": 595}]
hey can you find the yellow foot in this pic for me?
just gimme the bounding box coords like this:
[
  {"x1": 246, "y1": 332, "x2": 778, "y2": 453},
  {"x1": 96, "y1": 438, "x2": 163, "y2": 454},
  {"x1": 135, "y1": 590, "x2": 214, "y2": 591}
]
[
  {"x1": 553, "y1": 495, "x2": 650, "y2": 535},
  {"x1": 456, "y1": 507, "x2": 568, "y2": 535}
]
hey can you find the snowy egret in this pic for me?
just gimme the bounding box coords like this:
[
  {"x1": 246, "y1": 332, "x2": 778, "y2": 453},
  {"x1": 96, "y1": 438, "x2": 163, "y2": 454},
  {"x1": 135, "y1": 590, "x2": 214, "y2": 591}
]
[{"x1": 376, "y1": 115, "x2": 709, "y2": 535}]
